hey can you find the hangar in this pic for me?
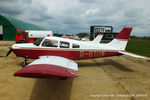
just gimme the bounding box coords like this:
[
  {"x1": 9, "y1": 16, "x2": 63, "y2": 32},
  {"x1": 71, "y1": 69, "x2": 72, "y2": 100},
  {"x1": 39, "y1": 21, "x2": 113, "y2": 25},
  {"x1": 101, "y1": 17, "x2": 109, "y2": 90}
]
[{"x1": 0, "y1": 14, "x2": 46, "y2": 41}]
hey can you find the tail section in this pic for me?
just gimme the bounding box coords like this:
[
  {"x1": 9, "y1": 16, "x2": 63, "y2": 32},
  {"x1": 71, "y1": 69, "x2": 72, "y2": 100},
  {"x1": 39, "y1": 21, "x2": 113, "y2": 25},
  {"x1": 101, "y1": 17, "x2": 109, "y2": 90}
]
[
  {"x1": 115, "y1": 27, "x2": 132, "y2": 40},
  {"x1": 107, "y1": 27, "x2": 132, "y2": 50},
  {"x1": 92, "y1": 33, "x2": 104, "y2": 44}
]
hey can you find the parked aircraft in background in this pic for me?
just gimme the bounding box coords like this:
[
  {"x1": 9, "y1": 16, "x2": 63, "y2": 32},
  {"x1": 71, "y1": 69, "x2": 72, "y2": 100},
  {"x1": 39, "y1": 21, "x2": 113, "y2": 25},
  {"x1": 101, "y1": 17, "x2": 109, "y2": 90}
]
[
  {"x1": 7, "y1": 27, "x2": 146, "y2": 79},
  {"x1": 61, "y1": 36, "x2": 74, "y2": 39}
]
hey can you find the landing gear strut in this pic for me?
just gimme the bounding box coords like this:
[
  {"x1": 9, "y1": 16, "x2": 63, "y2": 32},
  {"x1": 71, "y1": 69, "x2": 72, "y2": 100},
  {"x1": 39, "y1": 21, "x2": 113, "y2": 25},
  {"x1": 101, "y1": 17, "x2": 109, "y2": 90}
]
[{"x1": 21, "y1": 58, "x2": 28, "y2": 67}]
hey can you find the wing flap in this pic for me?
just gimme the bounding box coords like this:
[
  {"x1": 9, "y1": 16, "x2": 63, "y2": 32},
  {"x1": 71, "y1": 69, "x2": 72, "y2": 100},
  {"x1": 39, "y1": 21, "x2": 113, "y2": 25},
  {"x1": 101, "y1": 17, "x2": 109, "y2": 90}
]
[{"x1": 14, "y1": 56, "x2": 78, "y2": 78}]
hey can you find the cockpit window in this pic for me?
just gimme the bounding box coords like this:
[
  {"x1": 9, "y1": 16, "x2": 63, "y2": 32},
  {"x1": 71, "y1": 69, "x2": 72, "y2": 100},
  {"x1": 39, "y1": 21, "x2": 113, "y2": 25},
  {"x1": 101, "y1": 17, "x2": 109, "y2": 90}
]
[
  {"x1": 42, "y1": 39, "x2": 58, "y2": 47},
  {"x1": 72, "y1": 44, "x2": 80, "y2": 48},
  {"x1": 60, "y1": 41, "x2": 70, "y2": 48},
  {"x1": 33, "y1": 38, "x2": 43, "y2": 46}
]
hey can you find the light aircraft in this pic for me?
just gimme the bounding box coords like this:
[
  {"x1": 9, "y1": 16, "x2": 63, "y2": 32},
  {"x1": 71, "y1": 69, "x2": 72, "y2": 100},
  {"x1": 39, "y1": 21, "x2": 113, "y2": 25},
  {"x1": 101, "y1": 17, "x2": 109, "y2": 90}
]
[{"x1": 7, "y1": 27, "x2": 146, "y2": 78}]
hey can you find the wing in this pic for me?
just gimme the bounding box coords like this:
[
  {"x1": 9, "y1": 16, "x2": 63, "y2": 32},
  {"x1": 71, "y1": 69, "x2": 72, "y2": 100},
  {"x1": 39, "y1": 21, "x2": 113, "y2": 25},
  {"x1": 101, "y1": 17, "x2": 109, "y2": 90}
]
[
  {"x1": 14, "y1": 56, "x2": 78, "y2": 78},
  {"x1": 119, "y1": 51, "x2": 147, "y2": 59}
]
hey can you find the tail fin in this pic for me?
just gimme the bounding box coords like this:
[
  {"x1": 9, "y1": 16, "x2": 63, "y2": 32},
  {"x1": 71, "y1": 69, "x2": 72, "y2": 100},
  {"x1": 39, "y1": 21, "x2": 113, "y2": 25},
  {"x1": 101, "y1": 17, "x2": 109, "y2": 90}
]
[
  {"x1": 115, "y1": 27, "x2": 132, "y2": 40},
  {"x1": 92, "y1": 33, "x2": 104, "y2": 44},
  {"x1": 107, "y1": 27, "x2": 132, "y2": 50}
]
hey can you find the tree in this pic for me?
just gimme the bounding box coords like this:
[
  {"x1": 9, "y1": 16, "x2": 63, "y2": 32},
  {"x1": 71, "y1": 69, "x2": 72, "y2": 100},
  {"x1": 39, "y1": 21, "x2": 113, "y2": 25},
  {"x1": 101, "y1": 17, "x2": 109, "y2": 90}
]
[{"x1": 76, "y1": 33, "x2": 89, "y2": 38}]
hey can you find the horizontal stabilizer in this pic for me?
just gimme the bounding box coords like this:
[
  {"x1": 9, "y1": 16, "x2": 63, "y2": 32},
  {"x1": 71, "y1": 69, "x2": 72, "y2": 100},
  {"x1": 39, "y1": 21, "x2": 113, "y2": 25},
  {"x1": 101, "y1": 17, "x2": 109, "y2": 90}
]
[{"x1": 119, "y1": 51, "x2": 147, "y2": 59}]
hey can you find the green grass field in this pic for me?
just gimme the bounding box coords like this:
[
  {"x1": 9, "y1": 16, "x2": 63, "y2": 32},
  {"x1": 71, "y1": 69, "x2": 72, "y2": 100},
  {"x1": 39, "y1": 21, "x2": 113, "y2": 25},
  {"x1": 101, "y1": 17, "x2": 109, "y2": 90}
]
[
  {"x1": 101, "y1": 38, "x2": 150, "y2": 57},
  {"x1": 126, "y1": 39, "x2": 150, "y2": 57}
]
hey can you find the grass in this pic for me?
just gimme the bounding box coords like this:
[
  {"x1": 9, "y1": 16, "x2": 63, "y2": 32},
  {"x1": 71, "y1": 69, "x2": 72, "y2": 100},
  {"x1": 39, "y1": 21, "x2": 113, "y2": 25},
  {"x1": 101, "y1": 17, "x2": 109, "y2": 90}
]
[
  {"x1": 126, "y1": 38, "x2": 150, "y2": 57},
  {"x1": 100, "y1": 41, "x2": 110, "y2": 43},
  {"x1": 101, "y1": 38, "x2": 150, "y2": 57}
]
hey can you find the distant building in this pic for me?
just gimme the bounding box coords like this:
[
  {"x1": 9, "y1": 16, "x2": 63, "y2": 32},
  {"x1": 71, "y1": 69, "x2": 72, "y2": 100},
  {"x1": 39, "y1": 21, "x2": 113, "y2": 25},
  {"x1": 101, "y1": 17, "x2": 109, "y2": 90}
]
[
  {"x1": 90, "y1": 25, "x2": 118, "y2": 41},
  {"x1": 0, "y1": 14, "x2": 46, "y2": 41}
]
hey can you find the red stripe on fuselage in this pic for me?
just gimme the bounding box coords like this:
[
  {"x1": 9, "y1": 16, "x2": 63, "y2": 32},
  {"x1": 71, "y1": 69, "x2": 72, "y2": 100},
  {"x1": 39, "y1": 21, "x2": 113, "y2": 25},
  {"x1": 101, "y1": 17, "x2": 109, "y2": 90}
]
[{"x1": 13, "y1": 48, "x2": 119, "y2": 60}]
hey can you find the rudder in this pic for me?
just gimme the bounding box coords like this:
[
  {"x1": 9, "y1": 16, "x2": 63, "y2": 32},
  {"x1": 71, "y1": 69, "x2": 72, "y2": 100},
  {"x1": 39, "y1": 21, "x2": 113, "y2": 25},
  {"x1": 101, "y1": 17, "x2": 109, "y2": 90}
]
[
  {"x1": 106, "y1": 27, "x2": 132, "y2": 51},
  {"x1": 115, "y1": 28, "x2": 132, "y2": 40}
]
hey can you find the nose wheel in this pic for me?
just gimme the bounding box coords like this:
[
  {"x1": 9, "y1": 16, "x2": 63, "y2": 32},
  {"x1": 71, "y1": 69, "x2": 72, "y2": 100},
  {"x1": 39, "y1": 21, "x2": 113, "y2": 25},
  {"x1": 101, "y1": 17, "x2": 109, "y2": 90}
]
[{"x1": 21, "y1": 58, "x2": 28, "y2": 67}]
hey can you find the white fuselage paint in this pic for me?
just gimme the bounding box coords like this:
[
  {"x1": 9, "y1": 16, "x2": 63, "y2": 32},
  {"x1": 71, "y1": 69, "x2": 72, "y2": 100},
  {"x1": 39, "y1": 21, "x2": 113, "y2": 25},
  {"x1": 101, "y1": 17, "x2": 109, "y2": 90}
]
[{"x1": 12, "y1": 36, "x2": 125, "y2": 52}]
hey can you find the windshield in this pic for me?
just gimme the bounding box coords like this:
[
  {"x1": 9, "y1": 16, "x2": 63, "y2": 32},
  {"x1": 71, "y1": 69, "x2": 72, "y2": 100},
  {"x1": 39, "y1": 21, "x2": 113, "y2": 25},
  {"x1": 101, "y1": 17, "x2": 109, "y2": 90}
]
[{"x1": 33, "y1": 38, "x2": 43, "y2": 46}]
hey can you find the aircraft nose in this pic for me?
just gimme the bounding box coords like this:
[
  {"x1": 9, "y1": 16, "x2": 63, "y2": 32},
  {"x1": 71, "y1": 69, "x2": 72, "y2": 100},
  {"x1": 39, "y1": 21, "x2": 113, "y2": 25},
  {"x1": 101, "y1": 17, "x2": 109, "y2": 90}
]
[
  {"x1": 6, "y1": 44, "x2": 21, "y2": 56},
  {"x1": 12, "y1": 44, "x2": 21, "y2": 49}
]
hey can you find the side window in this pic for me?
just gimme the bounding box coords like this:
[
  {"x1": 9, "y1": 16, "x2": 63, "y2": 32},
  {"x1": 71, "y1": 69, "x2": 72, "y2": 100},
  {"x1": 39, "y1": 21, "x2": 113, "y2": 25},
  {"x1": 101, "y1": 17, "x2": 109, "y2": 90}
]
[
  {"x1": 60, "y1": 41, "x2": 70, "y2": 48},
  {"x1": 72, "y1": 44, "x2": 80, "y2": 48},
  {"x1": 42, "y1": 39, "x2": 58, "y2": 47}
]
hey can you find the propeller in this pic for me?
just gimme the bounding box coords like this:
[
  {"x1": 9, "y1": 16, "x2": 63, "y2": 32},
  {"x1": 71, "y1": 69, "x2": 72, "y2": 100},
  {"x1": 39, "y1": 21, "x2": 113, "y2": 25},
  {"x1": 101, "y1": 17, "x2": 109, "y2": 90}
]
[{"x1": 6, "y1": 48, "x2": 13, "y2": 56}]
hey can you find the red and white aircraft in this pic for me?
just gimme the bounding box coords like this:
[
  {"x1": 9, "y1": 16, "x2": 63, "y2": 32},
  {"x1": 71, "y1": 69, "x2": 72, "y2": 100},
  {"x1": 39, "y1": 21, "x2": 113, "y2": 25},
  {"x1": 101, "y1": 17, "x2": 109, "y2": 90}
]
[{"x1": 9, "y1": 27, "x2": 146, "y2": 78}]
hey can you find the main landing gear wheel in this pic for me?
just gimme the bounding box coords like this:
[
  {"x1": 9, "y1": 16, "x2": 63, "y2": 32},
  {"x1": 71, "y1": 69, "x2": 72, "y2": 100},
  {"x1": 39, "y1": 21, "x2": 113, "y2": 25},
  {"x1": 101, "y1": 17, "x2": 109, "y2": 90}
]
[{"x1": 21, "y1": 58, "x2": 28, "y2": 67}]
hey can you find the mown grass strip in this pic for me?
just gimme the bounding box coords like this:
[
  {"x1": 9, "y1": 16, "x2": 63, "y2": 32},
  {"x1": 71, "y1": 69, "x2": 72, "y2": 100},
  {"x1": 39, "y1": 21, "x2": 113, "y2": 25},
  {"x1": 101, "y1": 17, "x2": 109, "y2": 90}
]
[{"x1": 126, "y1": 39, "x2": 150, "y2": 57}]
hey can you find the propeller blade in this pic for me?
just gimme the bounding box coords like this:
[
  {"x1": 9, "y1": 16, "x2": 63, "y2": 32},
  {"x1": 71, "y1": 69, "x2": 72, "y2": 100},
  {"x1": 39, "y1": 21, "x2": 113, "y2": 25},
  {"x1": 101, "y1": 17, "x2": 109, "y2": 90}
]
[{"x1": 6, "y1": 48, "x2": 12, "y2": 56}]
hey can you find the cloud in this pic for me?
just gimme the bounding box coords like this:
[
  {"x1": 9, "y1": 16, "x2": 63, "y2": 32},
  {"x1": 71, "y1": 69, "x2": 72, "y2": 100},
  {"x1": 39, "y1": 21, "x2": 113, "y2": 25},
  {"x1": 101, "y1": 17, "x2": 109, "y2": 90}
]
[
  {"x1": 0, "y1": 0, "x2": 150, "y2": 36},
  {"x1": 0, "y1": 6, "x2": 22, "y2": 16},
  {"x1": 23, "y1": 0, "x2": 32, "y2": 4}
]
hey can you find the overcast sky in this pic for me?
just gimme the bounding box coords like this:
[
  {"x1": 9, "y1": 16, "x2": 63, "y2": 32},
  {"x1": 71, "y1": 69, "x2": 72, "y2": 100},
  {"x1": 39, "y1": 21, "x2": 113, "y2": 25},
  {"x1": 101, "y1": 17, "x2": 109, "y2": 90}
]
[{"x1": 0, "y1": 0, "x2": 150, "y2": 36}]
